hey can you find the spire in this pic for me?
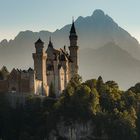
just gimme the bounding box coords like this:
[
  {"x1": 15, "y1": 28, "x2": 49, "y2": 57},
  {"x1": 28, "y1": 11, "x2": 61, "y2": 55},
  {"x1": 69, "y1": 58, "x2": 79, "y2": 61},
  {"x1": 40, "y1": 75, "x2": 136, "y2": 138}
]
[
  {"x1": 69, "y1": 18, "x2": 78, "y2": 46},
  {"x1": 35, "y1": 38, "x2": 44, "y2": 44},
  {"x1": 70, "y1": 18, "x2": 76, "y2": 34},
  {"x1": 49, "y1": 36, "x2": 51, "y2": 42},
  {"x1": 35, "y1": 38, "x2": 44, "y2": 50},
  {"x1": 48, "y1": 36, "x2": 53, "y2": 48},
  {"x1": 72, "y1": 16, "x2": 74, "y2": 22}
]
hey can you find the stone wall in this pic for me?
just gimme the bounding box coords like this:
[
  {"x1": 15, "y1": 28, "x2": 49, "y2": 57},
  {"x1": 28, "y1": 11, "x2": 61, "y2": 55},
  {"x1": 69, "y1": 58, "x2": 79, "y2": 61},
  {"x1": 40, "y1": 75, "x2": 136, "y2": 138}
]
[
  {"x1": 49, "y1": 121, "x2": 108, "y2": 140},
  {"x1": 34, "y1": 79, "x2": 43, "y2": 95}
]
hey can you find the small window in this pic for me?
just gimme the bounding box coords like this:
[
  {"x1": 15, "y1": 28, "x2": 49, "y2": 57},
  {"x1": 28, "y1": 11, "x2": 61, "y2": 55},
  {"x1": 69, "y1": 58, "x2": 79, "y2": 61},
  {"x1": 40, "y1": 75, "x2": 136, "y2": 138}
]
[{"x1": 11, "y1": 87, "x2": 16, "y2": 93}]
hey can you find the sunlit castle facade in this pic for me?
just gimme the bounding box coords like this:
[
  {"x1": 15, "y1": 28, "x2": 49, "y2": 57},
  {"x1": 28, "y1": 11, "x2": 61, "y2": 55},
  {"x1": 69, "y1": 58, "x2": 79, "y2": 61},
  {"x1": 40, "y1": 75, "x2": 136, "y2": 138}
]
[{"x1": 32, "y1": 21, "x2": 79, "y2": 97}]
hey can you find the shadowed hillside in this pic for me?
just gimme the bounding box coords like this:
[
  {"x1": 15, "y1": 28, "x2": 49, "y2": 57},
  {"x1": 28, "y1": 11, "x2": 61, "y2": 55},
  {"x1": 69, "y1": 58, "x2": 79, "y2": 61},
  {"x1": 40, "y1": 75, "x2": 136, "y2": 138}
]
[{"x1": 79, "y1": 42, "x2": 140, "y2": 89}]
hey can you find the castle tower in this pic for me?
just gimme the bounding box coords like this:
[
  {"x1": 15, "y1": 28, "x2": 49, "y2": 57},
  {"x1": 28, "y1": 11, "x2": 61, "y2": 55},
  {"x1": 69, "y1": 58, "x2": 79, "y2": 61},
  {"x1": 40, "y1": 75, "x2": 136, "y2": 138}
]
[
  {"x1": 69, "y1": 20, "x2": 79, "y2": 77},
  {"x1": 46, "y1": 37, "x2": 54, "y2": 60},
  {"x1": 33, "y1": 38, "x2": 47, "y2": 84}
]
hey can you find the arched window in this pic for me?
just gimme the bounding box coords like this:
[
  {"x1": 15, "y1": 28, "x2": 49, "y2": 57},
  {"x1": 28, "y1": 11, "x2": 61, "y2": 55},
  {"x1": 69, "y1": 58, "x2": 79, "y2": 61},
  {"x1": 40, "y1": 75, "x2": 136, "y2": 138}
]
[{"x1": 11, "y1": 87, "x2": 16, "y2": 93}]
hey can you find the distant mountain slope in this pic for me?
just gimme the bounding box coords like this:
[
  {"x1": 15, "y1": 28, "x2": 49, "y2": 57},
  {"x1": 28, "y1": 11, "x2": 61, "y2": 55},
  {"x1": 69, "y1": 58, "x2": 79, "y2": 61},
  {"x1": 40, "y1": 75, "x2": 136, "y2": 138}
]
[
  {"x1": 0, "y1": 9, "x2": 140, "y2": 89},
  {"x1": 79, "y1": 42, "x2": 140, "y2": 89}
]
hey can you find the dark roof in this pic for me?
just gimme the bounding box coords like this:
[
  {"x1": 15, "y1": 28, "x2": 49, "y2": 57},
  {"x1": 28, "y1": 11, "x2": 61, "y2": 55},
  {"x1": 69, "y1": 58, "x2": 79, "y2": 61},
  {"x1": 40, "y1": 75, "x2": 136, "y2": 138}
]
[
  {"x1": 22, "y1": 70, "x2": 28, "y2": 73},
  {"x1": 48, "y1": 40, "x2": 53, "y2": 48},
  {"x1": 70, "y1": 21, "x2": 76, "y2": 34},
  {"x1": 47, "y1": 37, "x2": 53, "y2": 48},
  {"x1": 35, "y1": 38, "x2": 44, "y2": 44},
  {"x1": 46, "y1": 37, "x2": 54, "y2": 53},
  {"x1": 28, "y1": 68, "x2": 33, "y2": 72}
]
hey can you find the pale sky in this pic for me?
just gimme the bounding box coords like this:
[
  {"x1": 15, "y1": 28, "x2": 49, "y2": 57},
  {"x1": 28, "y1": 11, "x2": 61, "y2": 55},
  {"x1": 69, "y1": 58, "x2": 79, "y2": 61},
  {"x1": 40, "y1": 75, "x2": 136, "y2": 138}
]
[{"x1": 0, "y1": 0, "x2": 140, "y2": 42}]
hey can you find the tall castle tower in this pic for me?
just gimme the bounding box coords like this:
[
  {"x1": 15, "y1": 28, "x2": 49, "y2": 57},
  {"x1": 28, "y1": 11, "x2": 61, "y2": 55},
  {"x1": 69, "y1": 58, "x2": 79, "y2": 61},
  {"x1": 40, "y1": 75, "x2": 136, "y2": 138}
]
[
  {"x1": 33, "y1": 38, "x2": 47, "y2": 84},
  {"x1": 32, "y1": 20, "x2": 79, "y2": 96},
  {"x1": 69, "y1": 20, "x2": 79, "y2": 77}
]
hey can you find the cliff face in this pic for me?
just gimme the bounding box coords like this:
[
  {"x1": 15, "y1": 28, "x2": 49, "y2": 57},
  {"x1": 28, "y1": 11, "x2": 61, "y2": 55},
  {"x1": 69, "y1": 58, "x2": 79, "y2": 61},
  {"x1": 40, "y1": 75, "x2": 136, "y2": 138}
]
[{"x1": 49, "y1": 121, "x2": 107, "y2": 140}]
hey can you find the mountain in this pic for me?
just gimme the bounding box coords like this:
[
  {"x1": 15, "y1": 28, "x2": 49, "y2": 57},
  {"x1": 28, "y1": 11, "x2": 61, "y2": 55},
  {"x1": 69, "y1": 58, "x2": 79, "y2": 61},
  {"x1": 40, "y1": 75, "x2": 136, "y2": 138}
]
[
  {"x1": 79, "y1": 42, "x2": 140, "y2": 89},
  {"x1": 0, "y1": 9, "x2": 140, "y2": 89}
]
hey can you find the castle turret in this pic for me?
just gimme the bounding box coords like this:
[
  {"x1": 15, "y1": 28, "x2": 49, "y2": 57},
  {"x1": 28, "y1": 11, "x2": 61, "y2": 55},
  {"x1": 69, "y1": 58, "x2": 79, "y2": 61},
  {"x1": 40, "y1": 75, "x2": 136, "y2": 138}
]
[
  {"x1": 69, "y1": 20, "x2": 79, "y2": 77},
  {"x1": 33, "y1": 38, "x2": 47, "y2": 83},
  {"x1": 46, "y1": 37, "x2": 54, "y2": 60}
]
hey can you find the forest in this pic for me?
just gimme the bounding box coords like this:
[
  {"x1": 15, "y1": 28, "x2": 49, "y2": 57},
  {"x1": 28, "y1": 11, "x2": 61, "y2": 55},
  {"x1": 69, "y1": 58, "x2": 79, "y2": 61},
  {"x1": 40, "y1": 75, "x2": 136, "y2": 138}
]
[{"x1": 0, "y1": 74, "x2": 140, "y2": 140}]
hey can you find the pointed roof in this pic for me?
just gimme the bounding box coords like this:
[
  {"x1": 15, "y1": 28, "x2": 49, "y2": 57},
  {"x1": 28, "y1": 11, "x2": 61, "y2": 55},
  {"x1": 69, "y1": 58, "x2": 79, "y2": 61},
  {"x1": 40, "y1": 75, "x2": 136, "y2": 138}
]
[
  {"x1": 8, "y1": 68, "x2": 19, "y2": 81},
  {"x1": 48, "y1": 37, "x2": 53, "y2": 48},
  {"x1": 35, "y1": 38, "x2": 44, "y2": 44},
  {"x1": 70, "y1": 19, "x2": 76, "y2": 34},
  {"x1": 28, "y1": 67, "x2": 33, "y2": 72}
]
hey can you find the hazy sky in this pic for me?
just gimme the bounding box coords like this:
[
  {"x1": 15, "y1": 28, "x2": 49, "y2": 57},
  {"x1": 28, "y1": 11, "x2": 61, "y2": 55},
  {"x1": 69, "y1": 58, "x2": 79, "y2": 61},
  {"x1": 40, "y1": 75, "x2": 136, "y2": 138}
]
[{"x1": 0, "y1": 0, "x2": 140, "y2": 42}]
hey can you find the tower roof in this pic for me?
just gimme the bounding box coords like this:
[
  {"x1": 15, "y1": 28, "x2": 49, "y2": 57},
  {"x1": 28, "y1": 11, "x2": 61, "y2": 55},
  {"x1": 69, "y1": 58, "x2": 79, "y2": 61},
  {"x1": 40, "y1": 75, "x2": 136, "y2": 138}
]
[
  {"x1": 48, "y1": 37, "x2": 53, "y2": 48},
  {"x1": 35, "y1": 38, "x2": 44, "y2": 44},
  {"x1": 70, "y1": 20, "x2": 76, "y2": 34},
  {"x1": 69, "y1": 19, "x2": 78, "y2": 47}
]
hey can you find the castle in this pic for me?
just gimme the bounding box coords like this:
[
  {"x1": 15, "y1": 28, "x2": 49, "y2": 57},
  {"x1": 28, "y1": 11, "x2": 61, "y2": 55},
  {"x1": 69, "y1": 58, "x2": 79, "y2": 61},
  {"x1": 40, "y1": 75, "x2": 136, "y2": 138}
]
[{"x1": 0, "y1": 21, "x2": 79, "y2": 97}]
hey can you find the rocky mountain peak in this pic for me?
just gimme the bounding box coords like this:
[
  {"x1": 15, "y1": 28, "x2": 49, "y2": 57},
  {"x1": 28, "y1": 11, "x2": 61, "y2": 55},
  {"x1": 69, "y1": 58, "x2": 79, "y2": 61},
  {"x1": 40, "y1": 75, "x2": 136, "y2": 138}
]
[{"x1": 92, "y1": 9, "x2": 105, "y2": 17}]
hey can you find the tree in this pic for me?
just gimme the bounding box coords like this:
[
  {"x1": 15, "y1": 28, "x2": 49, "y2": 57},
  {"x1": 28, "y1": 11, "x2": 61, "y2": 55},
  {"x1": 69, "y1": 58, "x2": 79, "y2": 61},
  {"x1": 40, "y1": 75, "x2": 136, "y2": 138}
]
[
  {"x1": 0, "y1": 76, "x2": 140, "y2": 139},
  {"x1": 96, "y1": 76, "x2": 104, "y2": 94},
  {"x1": 90, "y1": 88, "x2": 100, "y2": 114},
  {"x1": 68, "y1": 74, "x2": 82, "y2": 90},
  {"x1": 84, "y1": 79, "x2": 97, "y2": 89}
]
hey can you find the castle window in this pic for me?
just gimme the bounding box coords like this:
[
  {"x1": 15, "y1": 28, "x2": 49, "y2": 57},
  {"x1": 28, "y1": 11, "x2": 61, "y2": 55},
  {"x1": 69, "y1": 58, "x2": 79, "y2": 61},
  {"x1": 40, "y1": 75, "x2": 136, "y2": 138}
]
[{"x1": 11, "y1": 87, "x2": 16, "y2": 93}]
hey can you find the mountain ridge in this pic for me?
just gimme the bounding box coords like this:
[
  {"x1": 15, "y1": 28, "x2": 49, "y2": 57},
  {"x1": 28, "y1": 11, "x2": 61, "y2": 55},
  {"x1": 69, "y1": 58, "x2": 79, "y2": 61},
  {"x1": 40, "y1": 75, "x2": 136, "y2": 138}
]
[
  {"x1": 0, "y1": 9, "x2": 140, "y2": 89},
  {"x1": 79, "y1": 42, "x2": 140, "y2": 89}
]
